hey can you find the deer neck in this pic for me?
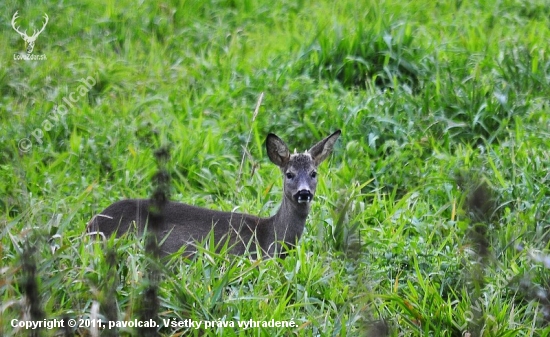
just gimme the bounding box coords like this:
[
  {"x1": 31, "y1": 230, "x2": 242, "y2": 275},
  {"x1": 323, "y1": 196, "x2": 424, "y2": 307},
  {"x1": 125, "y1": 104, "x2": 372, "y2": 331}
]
[{"x1": 270, "y1": 195, "x2": 310, "y2": 242}]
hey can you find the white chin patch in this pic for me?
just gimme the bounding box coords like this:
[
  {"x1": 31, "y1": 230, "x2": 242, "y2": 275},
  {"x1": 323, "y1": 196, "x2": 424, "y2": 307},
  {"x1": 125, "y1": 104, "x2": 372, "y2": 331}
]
[{"x1": 297, "y1": 198, "x2": 312, "y2": 204}]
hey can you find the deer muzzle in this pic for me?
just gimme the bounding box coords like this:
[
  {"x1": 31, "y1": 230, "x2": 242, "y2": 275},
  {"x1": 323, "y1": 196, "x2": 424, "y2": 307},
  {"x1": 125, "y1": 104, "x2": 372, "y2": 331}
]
[{"x1": 295, "y1": 190, "x2": 313, "y2": 204}]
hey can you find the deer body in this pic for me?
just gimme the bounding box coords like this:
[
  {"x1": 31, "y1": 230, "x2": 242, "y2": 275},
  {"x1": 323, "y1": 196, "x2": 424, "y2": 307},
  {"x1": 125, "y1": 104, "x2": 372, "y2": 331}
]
[{"x1": 88, "y1": 130, "x2": 341, "y2": 257}]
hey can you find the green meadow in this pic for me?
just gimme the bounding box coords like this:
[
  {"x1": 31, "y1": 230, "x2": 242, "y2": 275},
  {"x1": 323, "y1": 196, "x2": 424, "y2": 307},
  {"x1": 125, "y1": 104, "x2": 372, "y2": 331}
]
[{"x1": 2, "y1": 0, "x2": 550, "y2": 335}]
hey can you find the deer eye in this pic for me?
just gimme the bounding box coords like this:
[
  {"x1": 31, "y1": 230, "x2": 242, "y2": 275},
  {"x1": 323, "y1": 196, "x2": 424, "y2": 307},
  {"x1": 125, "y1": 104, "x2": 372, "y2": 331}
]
[
  {"x1": 310, "y1": 171, "x2": 317, "y2": 178},
  {"x1": 286, "y1": 172, "x2": 295, "y2": 179}
]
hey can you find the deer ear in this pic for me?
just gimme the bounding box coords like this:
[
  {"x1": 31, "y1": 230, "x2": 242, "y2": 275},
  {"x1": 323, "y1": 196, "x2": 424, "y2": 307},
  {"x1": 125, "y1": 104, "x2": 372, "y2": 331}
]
[
  {"x1": 308, "y1": 130, "x2": 341, "y2": 165},
  {"x1": 266, "y1": 133, "x2": 290, "y2": 167}
]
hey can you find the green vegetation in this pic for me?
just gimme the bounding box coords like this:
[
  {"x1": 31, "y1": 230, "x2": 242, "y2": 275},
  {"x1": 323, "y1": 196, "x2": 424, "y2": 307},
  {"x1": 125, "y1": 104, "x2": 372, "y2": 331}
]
[{"x1": 2, "y1": 0, "x2": 550, "y2": 335}]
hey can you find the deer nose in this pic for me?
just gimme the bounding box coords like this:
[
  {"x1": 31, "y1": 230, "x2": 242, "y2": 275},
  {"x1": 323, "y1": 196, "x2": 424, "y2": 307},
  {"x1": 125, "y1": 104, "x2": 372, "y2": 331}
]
[{"x1": 295, "y1": 190, "x2": 313, "y2": 204}]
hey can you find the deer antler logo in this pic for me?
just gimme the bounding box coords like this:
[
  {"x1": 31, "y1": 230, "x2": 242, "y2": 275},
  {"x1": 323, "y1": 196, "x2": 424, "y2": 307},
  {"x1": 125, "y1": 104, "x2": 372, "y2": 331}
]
[{"x1": 11, "y1": 11, "x2": 49, "y2": 54}]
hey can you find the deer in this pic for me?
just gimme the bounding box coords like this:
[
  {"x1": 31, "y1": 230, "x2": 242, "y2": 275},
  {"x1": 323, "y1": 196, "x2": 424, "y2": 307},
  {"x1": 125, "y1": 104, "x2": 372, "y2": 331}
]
[
  {"x1": 11, "y1": 11, "x2": 49, "y2": 54},
  {"x1": 87, "y1": 130, "x2": 341, "y2": 258}
]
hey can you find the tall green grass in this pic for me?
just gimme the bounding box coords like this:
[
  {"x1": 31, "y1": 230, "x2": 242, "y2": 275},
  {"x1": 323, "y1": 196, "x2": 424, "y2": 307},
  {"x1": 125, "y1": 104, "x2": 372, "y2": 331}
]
[{"x1": 2, "y1": 0, "x2": 550, "y2": 335}]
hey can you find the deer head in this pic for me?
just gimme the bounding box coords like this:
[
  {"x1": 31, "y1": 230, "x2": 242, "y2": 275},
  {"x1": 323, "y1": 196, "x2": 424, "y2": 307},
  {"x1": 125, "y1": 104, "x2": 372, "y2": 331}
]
[{"x1": 11, "y1": 11, "x2": 49, "y2": 54}]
